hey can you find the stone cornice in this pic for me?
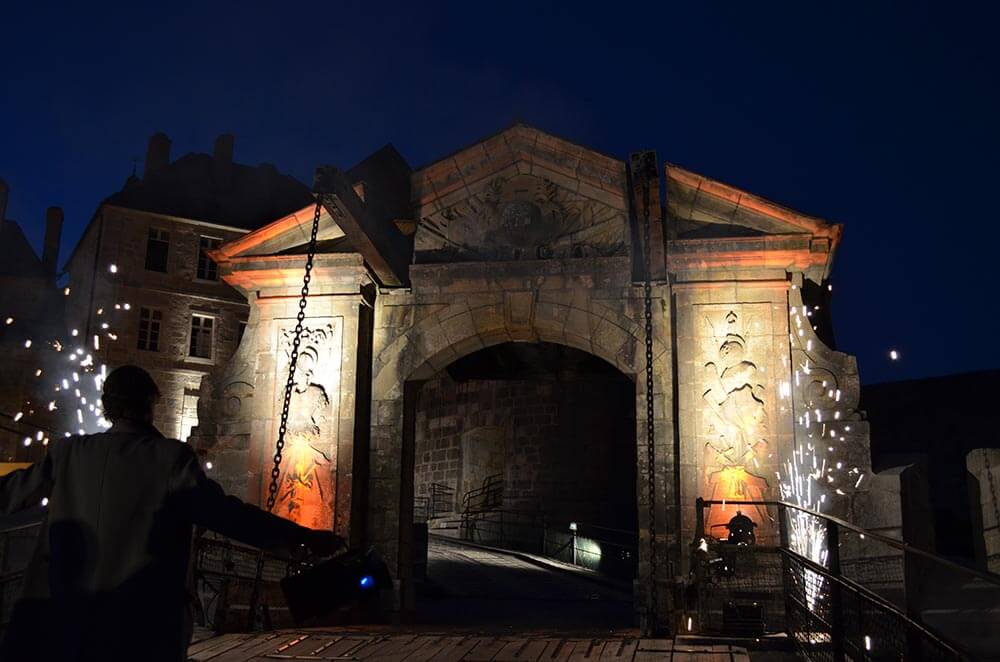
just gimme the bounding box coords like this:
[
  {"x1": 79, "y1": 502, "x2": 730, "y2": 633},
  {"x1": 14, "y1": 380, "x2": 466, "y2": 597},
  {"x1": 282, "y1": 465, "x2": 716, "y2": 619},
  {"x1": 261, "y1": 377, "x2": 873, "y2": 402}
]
[
  {"x1": 219, "y1": 253, "x2": 369, "y2": 293},
  {"x1": 667, "y1": 234, "x2": 833, "y2": 281},
  {"x1": 209, "y1": 203, "x2": 343, "y2": 263}
]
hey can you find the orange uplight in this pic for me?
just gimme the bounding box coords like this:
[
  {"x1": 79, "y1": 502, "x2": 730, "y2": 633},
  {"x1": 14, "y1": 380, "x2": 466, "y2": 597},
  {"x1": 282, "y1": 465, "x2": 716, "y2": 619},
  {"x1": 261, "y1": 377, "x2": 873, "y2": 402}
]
[
  {"x1": 704, "y1": 466, "x2": 769, "y2": 536},
  {"x1": 274, "y1": 434, "x2": 334, "y2": 530}
]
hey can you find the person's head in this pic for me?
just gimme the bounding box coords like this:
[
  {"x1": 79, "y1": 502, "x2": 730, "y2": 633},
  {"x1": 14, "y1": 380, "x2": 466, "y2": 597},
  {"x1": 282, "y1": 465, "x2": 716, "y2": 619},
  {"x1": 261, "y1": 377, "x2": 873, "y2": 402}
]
[{"x1": 101, "y1": 365, "x2": 160, "y2": 424}]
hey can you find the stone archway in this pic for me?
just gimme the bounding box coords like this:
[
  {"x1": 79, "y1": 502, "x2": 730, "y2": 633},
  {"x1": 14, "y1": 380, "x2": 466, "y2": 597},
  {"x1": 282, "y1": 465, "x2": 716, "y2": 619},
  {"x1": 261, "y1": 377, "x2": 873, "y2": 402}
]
[{"x1": 367, "y1": 271, "x2": 676, "y2": 619}]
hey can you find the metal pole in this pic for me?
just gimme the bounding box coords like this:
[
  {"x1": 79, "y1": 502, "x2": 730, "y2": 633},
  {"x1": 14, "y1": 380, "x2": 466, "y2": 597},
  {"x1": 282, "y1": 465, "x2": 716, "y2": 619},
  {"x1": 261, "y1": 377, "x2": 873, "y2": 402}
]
[
  {"x1": 778, "y1": 504, "x2": 795, "y2": 640},
  {"x1": 826, "y1": 518, "x2": 845, "y2": 662}
]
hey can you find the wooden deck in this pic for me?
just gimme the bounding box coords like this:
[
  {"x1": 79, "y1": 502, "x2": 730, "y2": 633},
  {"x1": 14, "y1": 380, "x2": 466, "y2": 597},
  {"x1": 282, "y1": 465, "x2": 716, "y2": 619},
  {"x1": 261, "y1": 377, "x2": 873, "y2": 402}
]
[{"x1": 187, "y1": 631, "x2": 750, "y2": 661}]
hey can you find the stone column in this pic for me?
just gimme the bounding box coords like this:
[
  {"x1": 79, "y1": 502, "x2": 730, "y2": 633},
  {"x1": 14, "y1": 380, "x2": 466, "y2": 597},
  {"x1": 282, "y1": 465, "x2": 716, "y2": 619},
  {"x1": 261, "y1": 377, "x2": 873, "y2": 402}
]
[{"x1": 192, "y1": 254, "x2": 374, "y2": 541}]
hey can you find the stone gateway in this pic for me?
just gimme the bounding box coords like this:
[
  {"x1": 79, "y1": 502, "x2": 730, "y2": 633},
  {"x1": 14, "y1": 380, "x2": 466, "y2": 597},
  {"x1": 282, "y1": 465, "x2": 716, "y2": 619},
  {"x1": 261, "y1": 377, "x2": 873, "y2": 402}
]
[{"x1": 190, "y1": 124, "x2": 893, "y2": 630}]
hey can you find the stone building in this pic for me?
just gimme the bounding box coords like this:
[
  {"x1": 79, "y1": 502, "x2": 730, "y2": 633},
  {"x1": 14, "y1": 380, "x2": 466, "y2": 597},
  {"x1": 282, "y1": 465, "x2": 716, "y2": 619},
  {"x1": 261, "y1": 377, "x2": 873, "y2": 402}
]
[
  {"x1": 62, "y1": 134, "x2": 312, "y2": 440},
  {"x1": 0, "y1": 180, "x2": 64, "y2": 462},
  {"x1": 192, "y1": 124, "x2": 894, "y2": 628}
]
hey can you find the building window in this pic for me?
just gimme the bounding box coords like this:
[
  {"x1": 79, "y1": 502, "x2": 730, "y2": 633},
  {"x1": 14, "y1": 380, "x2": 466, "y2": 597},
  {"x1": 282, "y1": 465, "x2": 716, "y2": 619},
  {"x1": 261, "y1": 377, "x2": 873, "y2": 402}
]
[
  {"x1": 189, "y1": 314, "x2": 214, "y2": 360},
  {"x1": 137, "y1": 308, "x2": 162, "y2": 351},
  {"x1": 145, "y1": 228, "x2": 170, "y2": 272},
  {"x1": 197, "y1": 236, "x2": 221, "y2": 281}
]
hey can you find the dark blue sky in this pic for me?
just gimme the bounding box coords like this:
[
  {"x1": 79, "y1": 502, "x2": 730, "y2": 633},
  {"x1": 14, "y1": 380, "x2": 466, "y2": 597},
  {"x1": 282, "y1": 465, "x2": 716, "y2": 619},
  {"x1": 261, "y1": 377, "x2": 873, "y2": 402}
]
[{"x1": 2, "y1": 1, "x2": 997, "y2": 384}]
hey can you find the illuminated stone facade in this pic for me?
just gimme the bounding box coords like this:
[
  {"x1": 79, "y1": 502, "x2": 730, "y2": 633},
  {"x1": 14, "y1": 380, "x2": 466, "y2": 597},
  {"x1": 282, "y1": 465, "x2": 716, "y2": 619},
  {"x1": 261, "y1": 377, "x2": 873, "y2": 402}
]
[{"x1": 191, "y1": 124, "x2": 893, "y2": 627}]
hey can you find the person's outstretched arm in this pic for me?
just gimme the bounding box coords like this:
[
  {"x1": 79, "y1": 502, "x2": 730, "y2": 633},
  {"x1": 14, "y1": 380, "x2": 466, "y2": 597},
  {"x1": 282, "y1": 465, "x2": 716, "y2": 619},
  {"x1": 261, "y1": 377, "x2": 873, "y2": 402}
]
[
  {"x1": 0, "y1": 455, "x2": 52, "y2": 516},
  {"x1": 168, "y1": 444, "x2": 343, "y2": 557}
]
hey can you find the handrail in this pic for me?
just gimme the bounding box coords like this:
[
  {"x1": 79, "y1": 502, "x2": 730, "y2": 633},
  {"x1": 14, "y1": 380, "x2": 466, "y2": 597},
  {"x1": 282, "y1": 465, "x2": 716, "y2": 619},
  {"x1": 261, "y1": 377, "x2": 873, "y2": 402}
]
[
  {"x1": 698, "y1": 498, "x2": 1000, "y2": 589},
  {"x1": 0, "y1": 521, "x2": 43, "y2": 535},
  {"x1": 783, "y1": 546, "x2": 969, "y2": 658}
]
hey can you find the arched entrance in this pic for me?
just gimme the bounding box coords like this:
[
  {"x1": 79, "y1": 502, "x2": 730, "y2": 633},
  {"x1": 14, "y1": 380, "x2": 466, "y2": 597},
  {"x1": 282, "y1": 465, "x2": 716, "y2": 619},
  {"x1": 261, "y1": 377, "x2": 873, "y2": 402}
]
[
  {"x1": 407, "y1": 341, "x2": 637, "y2": 628},
  {"x1": 369, "y1": 282, "x2": 675, "y2": 625}
]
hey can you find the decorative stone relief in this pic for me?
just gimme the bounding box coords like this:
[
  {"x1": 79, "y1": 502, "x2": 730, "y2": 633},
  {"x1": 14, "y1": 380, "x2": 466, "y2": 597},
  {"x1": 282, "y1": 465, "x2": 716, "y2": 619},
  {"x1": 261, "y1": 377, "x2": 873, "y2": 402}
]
[
  {"x1": 272, "y1": 321, "x2": 342, "y2": 529},
  {"x1": 698, "y1": 307, "x2": 775, "y2": 536},
  {"x1": 414, "y1": 174, "x2": 627, "y2": 262}
]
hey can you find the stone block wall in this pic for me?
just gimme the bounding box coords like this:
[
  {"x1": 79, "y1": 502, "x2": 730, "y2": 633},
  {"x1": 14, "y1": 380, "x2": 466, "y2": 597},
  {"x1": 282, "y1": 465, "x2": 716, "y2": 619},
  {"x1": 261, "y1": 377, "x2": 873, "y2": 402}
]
[
  {"x1": 413, "y1": 373, "x2": 636, "y2": 529},
  {"x1": 968, "y1": 449, "x2": 1000, "y2": 573}
]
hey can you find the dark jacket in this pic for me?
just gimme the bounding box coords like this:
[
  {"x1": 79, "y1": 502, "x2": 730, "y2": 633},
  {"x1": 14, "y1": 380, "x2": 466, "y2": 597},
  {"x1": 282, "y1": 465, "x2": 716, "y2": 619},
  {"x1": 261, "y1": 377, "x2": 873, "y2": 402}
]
[{"x1": 0, "y1": 422, "x2": 311, "y2": 661}]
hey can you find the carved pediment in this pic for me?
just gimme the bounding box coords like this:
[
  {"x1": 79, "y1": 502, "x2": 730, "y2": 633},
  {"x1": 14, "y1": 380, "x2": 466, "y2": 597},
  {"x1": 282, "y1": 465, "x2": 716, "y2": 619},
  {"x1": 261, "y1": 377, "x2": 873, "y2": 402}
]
[
  {"x1": 414, "y1": 172, "x2": 629, "y2": 263},
  {"x1": 412, "y1": 124, "x2": 630, "y2": 264}
]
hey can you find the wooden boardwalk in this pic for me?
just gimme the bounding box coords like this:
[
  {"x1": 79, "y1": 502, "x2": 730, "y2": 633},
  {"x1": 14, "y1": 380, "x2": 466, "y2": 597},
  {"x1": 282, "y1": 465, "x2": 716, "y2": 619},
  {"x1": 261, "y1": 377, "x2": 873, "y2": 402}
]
[{"x1": 187, "y1": 631, "x2": 750, "y2": 661}]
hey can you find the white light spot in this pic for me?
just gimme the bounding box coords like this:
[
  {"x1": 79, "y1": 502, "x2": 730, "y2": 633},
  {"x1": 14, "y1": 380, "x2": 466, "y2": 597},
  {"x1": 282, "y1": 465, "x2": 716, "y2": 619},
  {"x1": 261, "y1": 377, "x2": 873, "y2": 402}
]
[
  {"x1": 205, "y1": 461, "x2": 213, "y2": 470},
  {"x1": 41, "y1": 497, "x2": 49, "y2": 507},
  {"x1": 23, "y1": 339, "x2": 31, "y2": 348},
  {"x1": 109, "y1": 264, "x2": 118, "y2": 273},
  {"x1": 889, "y1": 349, "x2": 899, "y2": 361}
]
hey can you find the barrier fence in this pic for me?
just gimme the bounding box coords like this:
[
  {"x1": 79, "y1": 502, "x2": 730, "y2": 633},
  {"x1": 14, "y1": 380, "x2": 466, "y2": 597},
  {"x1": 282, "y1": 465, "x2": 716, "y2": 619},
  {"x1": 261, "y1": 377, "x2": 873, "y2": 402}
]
[{"x1": 694, "y1": 498, "x2": 998, "y2": 661}]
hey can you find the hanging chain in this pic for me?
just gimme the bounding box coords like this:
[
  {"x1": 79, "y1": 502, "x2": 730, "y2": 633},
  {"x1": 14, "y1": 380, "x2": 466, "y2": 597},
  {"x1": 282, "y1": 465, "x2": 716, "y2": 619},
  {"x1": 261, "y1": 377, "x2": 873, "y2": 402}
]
[
  {"x1": 640, "y1": 158, "x2": 660, "y2": 631},
  {"x1": 248, "y1": 199, "x2": 322, "y2": 631},
  {"x1": 984, "y1": 450, "x2": 1000, "y2": 536},
  {"x1": 265, "y1": 200, "x2": 323, "y2": 512}
]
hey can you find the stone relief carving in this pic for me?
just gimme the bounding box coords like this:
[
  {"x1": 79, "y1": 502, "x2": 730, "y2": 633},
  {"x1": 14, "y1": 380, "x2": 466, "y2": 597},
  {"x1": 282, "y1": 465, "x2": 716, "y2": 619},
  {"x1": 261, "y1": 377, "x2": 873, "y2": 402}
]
[
  {"x1": 414, "y1": 174, "x2": 627, "y2": 262},
  {"x1": 701, "y1": 309, "x2": 771, "y2": 532},
  {"x1": 274, "y1": 323, "x2": 338, "y2": 528}
]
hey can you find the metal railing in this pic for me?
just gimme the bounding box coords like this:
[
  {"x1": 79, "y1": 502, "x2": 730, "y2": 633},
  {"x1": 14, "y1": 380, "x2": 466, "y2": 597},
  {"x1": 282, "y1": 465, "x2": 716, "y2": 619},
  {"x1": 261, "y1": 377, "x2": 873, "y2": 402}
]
[
  {"x1": 429, "y1": 482, "x2": 455, "y2": 519},
  {"x1": 192, "y1": 531, "x2": 306, "y2": 632},
  {"x1": 693, "y1": 498, "x2": 1000, "y2": 661},
  {"x1": 415, "y1": 483, "x2": 457, "y2": 523}
]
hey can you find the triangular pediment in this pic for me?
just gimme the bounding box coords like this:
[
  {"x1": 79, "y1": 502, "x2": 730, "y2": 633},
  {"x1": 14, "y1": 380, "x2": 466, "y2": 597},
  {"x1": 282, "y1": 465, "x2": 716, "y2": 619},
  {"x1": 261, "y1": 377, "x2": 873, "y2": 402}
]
[
  {"x1": 666, "y1": 164, "x2": 841, "y2": 243},
  {"x1": 212, "y1": 203, "x2": 349, "y2": 261},
  {"x1": 411, "y1": 125, "x2": 631, "y2": 263}
]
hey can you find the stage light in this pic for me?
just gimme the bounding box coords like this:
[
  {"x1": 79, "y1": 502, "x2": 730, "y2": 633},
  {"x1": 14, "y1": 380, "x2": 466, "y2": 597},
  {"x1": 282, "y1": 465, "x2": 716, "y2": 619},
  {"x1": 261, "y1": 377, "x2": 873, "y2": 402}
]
[{"x1": 359, "y1": 574, "x2": 374, "y2": 589}]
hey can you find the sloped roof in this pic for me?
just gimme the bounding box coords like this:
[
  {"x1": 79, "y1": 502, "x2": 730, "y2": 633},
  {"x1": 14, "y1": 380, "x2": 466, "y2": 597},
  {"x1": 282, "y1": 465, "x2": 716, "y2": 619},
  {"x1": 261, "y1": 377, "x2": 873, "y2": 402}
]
[
  {"x1": 106, "y1": 153, "x2": 313, "y2": 231},
  {"x1": 0, "y1": 221, "x2": 45, "y2": 278}
]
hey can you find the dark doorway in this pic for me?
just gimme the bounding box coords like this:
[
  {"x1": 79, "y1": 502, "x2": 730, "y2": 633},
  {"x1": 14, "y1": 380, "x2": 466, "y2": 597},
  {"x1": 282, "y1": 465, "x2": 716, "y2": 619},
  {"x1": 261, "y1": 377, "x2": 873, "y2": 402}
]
[{"x1": 405, "y1": 342, "x2": 638, "y2": 630}]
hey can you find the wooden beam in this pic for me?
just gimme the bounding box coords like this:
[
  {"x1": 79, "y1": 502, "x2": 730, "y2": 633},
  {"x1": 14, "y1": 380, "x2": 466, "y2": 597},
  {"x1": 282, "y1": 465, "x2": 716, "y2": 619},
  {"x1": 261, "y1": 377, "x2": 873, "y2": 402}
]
[{"x1": 314, "y1": 157, "x2": 412, "y2": 287}]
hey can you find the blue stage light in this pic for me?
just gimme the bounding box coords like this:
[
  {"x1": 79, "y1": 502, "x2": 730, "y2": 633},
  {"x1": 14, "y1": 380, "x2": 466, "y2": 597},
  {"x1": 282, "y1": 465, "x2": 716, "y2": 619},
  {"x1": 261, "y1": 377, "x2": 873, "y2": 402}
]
[{"x1": 359, "y1": 574, "x2": 374, "y2": 589}]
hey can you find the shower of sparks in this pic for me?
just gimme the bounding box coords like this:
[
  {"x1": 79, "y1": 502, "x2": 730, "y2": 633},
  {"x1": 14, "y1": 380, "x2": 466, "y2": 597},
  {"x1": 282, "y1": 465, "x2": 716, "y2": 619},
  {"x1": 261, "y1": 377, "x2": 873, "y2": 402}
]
[
  {"x1": 8, "y1": 270, "x2": 130, "y2": 444},
  {"x1": 781, "y1": 296, "x2": 868, "y2": 612}
]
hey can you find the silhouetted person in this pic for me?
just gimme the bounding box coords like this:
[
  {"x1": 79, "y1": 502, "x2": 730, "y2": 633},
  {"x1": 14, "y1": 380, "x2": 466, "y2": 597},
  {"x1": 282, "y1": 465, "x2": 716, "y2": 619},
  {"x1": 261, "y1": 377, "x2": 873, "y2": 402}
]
[{"x1": 0, "y1": 365, "x2": 344, "y2": 661}]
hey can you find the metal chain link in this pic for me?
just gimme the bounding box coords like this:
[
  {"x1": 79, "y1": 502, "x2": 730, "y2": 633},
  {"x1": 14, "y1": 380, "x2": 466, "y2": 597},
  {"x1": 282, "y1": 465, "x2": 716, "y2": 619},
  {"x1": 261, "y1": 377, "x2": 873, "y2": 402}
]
[
  {"x1": 248, "y1": 200, "x2": 323, "y2": 631},
  {"x1": 640, "y1": 160, "x2": 660, "y2": 631},
  {"x1": 265, "y1": 200, "x2": 323, "y2": 512}
]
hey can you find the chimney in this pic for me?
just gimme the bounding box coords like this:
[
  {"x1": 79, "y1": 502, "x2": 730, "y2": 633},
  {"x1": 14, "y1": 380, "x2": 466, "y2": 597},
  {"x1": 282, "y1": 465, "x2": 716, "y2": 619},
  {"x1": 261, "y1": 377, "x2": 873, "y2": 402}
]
[
  {"x1": 213, "y1": 134, "x2": 234, "y2": 188},
  {"x1": 144, "y1": 132, "x2": 171, "y2": 179},
  {"x1": 42, "y1": 207, "x2": 63, "y2": 278},
  {"x1": 0, "y1": 179, "x2": 7, "y2": 221}
]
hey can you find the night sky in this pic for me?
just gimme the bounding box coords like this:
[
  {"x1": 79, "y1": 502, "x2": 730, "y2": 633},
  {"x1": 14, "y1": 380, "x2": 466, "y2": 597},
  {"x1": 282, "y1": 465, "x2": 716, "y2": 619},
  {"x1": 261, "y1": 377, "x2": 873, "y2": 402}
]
[{"x1": 2, "y1": 2, "x2": 997, "y2": 385}]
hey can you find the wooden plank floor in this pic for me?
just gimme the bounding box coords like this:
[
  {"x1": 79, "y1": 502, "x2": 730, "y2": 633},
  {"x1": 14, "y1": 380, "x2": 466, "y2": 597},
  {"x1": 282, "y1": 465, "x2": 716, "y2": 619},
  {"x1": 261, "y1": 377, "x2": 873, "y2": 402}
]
[{"x1": 187, "y1": 631, "x2": 750, "y2": 661}]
